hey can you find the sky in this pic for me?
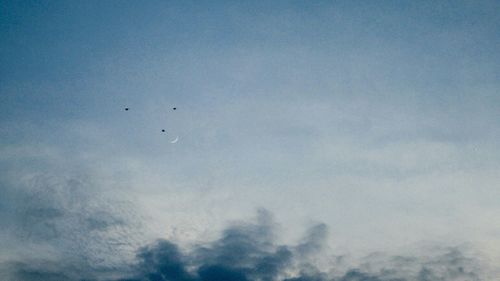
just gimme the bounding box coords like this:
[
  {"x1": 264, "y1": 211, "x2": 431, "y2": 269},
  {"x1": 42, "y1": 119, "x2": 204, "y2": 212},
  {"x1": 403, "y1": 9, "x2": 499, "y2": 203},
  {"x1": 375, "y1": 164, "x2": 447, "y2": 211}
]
[{"x1": 1, "y1": 1, "x2": 499, "y2": 280}]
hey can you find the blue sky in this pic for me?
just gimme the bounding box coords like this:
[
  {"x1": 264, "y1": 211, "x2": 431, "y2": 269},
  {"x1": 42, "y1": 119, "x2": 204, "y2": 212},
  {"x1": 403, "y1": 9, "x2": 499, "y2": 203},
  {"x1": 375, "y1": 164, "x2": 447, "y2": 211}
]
[{"x1": 1, "y1": 1, "x2": 499, "y2": 280}]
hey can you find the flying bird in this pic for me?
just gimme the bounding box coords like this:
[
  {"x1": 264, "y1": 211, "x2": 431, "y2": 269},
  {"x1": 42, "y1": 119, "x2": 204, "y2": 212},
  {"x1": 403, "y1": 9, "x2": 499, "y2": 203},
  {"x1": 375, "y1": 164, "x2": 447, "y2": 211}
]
[{"x1": 123, "y1": 106, "x2": 177, "y2": 138}]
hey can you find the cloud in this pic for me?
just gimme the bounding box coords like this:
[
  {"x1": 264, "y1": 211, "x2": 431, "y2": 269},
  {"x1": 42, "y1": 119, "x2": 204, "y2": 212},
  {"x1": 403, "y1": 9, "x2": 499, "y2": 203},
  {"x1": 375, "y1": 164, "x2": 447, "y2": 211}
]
[
  {"x1": 113, "y1": 211, "x2": 485, "y2": 281},
  {"x1": 0, "y1": 171, "x2": 491, "y2": 281},
  {"x1": 0, "y1": 170, "x2": 145, "y2": 281}
]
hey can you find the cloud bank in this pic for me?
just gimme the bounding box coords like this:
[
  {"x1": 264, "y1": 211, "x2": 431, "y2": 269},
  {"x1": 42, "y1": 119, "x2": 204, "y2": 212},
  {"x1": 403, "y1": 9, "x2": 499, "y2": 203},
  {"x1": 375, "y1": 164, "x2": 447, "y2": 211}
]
[
  {"x1": 115, "y1": 211, "x2": 484, "y2": 281},
  {"x1": 1, "y1": 204, "x2": 489, "y2": 281}
]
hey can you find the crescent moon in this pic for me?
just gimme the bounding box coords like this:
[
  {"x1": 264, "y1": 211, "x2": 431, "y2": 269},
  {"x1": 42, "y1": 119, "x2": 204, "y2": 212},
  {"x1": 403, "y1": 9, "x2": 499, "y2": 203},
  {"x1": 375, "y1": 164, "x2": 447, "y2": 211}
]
[{"x1": 170, "y1": 136, "x2": 179, "y2": 144}]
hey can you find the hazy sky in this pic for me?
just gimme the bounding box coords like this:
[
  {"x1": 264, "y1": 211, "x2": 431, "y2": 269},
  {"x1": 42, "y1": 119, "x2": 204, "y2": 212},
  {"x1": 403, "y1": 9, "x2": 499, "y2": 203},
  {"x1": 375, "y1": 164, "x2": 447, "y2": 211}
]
[{"x1": 1, "y1": 1, "x2": 499, "y2": 280}]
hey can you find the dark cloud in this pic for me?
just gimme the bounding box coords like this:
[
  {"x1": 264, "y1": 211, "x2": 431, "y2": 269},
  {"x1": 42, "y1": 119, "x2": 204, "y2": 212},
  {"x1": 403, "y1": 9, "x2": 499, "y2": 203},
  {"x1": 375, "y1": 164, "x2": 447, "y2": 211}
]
[
  {"x1": 295, "y1": 223, "x2": 328, "y2": 258},
  {"x1": 1, "y1": 262, "x2": 72, "y2": 281},
  {"x1": 120, "y1": 210, "x2": 294, "y2": 281},
  {"x1": 113, "y1": 211, "x2": 485, "y2": 281},
  {"x1": 0, "y1": 176, "x2": 490, "y2": 281}
]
